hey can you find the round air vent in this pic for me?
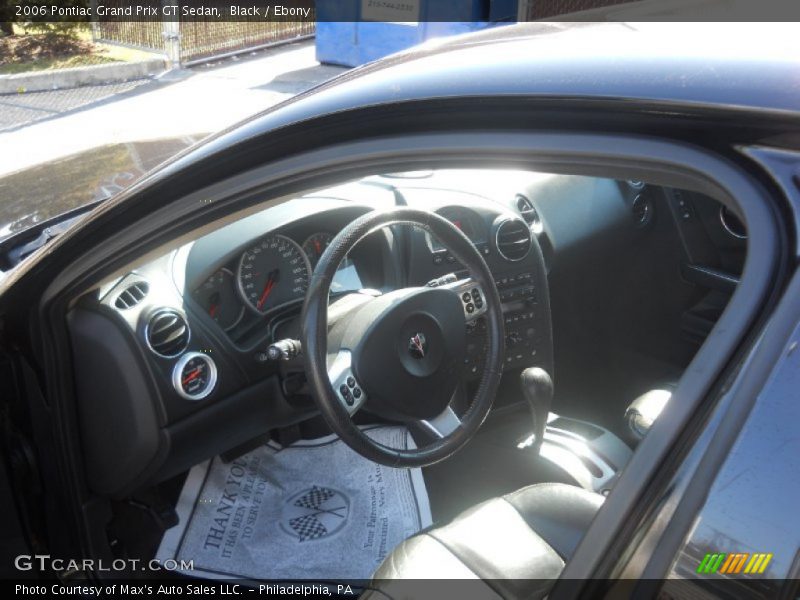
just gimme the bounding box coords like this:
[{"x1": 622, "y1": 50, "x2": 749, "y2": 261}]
[
  {"x1": 145, "y1": 309, "x2": 190, "y2": 358},
  {"x1": 495, "y1": 218, "x2": 532, "y2": 262},
  {"x1": 719, "y1": 206, "x2": 747, "y2": 239},
  {"x1": 114, "y1": 281, "x2": 149, "y2": 309},
  {"x1": 515, "y1": 194, "x2": 543, "y2": 234}
]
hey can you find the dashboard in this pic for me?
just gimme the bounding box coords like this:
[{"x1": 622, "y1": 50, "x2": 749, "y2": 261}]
[
  {"x1": 66, "y1": 170, "x2": 744, "y2": 498},
  {"x1": 177, "y1": 200, "x2": 390, "y2": 353}
]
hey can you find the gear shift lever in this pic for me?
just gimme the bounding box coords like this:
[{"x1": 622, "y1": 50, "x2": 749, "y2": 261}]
[{"x1": 520, "y1": 367, "x2": 553, "y2": 455}]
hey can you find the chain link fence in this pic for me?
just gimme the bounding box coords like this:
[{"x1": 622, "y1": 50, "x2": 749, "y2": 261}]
[
  {"x1": 178, "y1": 20, "x2": 314, "y2": 64},
  {"x1": 520, "y1": 0, "x2": 640, "y2": 19},
  {"x1": 93, "y1": 20, "x2": 164, "y2": 52},
  {"x1": 92, "y1": 1, "x2": 314, "y2": 66}
]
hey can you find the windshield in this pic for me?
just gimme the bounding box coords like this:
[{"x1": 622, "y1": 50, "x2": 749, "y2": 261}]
[
  {"x1": 0, "y1": 137, "x2": 203, "y2": 241},
  {"x1": 0, "y1": 19, "x2": 342, "y2": 245}
]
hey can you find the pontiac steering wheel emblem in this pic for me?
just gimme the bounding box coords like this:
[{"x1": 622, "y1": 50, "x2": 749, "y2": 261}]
[
  {"x1": 409, "y1": 333, "x2": 428, "y2": 359},
  {"x1": 280, "y1": 486, "x2": 349, "y2": 542}
]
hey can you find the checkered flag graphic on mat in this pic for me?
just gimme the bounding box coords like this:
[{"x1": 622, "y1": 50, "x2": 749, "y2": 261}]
[
  {"x1": 288, "y1": 513, "x2": 329, "y2": 542},
  {"x1": 293, "y1": 486, "x2": 335, "y2": 510}
]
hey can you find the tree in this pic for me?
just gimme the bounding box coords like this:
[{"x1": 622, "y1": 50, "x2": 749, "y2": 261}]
[
  {"x1": 1, "y1": 0, "x2": 15, "y2": 36},
  {"x1": 2, "y1": 0, "x2": 90, "y2": 37}
]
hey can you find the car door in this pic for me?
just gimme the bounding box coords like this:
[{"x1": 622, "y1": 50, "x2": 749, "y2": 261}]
[
  {"x1": 556, "y1": 148, "x2": 800, "y2": 598},
  {"x1": 0, "y1": 89, "x2": 794, "y2": 584}
]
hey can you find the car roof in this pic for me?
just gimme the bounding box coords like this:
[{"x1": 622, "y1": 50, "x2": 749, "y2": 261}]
[
  {"x1": 160, "y1": 21, "x2": 796, "y2": 187},
  {"x1": 165, "y1": 21, "x2": 792, "y2": 170},
  {"x1": 246, "y1": 21, "x2": 799, "y2": 130}
]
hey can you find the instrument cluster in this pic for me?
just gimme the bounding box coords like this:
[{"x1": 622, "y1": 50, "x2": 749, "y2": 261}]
[{"x1": 190, "y1": 231, "x2": 352, "y2": 331}]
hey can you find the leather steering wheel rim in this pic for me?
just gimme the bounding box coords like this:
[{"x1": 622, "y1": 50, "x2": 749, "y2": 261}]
[{"x1": 301, "y1": 207, "x2": 505, "y2": 468}]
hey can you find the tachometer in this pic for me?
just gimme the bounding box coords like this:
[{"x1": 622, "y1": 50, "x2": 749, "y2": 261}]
[
  {"x1": 303, "y1": 231, "x2": 364, "y2": 291},
  {"x1": 237, "y1": 234, "x2": 311, "y2": 314},
  {"x1": 302, "y1": 232, "x2": 334, "y2": 270},
  {"x1": 193, "y1": 268, "x2": 244, "y2": 331}
]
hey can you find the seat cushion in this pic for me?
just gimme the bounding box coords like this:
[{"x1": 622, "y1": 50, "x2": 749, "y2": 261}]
[{"x1": 369, "y1": 483, "x2": 603, "y2": 599}]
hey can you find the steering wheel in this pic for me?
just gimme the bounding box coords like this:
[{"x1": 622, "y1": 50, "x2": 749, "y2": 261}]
[{"x1": 301, "y1": 208, "x2": 505, "y2": 468}]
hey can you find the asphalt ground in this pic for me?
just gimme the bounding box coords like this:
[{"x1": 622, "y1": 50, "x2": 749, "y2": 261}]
[{"x1": 0, "y1": 79, "x2": 154, "y2": 132}]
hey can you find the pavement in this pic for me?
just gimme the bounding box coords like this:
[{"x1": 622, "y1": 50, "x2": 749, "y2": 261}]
[
  {"x1": 0, "y1": 79, "x2": 153, "y2": 133},
  {"x1": 0, "y1": 40, "x2": 348, "y2": 178}
]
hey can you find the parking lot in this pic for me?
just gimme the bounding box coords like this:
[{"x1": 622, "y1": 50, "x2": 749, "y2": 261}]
[
  {"x1": 0, "y1": 79, "x2": 153, "y2": 132},
  {"x1": 0, "y1": 41, "x2": 347, "y2": 178}
]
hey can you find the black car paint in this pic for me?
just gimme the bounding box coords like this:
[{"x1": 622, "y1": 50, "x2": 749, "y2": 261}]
[{"x1": 0, "y1": 22, "x2": 797, "y2": 590}]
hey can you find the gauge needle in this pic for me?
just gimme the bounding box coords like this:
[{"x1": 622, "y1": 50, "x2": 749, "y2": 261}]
[
  {"x1": 257, "y1": 269, "x2": 280, "y2": 310},
  {"x1": 208, "y1": 292, "x2": 220, "y2": 319},
  {"x1": 182, "y1": 367, "x2": 203, "y2": 386},
  {"x1": 314, "y1": 239, "x2": 321, "y2": 254}
]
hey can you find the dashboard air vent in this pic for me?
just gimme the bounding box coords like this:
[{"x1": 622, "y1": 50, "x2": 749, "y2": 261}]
[
  {"x1": 114, "y1": 281, "x2": 149, "y2": 309},
  {"x1": 515, "y1": 194, "x2": 542, "y2": 234},
  {"x1": 146, "y1": 310, "x2": 190, "y2": 358},
  {"x1": 495, "y1": 218, "x2": 532, "y2": 262}
]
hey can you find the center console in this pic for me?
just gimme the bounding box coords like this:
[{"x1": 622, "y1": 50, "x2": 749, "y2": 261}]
[
  {"x1": 463, "y1": 255, "x2": 553, "y2": 379},
  {"x1": 519, "y1": 415, "x2": 633, "y2": 495},
  {"x1": 408, "y1": 209, "x2": 555, "y2": 381}
]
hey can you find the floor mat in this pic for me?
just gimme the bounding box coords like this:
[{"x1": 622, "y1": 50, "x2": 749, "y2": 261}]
[{"x1": 156, "y1": 426, "x2": 431, "y2": 581}]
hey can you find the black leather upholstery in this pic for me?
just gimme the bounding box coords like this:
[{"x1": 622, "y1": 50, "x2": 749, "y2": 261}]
[
  {"x1": 503, "y1": 483, "x2": 604, "y2": 559},
  {"x1": 368, "y1": 483, "x2": 603, "y2": 599}
]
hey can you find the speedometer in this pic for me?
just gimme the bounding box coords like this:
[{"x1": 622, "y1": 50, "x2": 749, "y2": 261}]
[{"x1": 237, "y1": 234, "x2": 311, "y2": 314}]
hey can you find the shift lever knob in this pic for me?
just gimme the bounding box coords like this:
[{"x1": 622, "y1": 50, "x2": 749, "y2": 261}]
[{"x1": 520, "y1": 367, "x2": 553, "y2": 456}]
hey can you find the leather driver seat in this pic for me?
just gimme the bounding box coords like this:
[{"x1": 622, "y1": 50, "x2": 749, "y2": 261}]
[{"x1": 368, "y1": 483, "x2": 604, "y2": 599}]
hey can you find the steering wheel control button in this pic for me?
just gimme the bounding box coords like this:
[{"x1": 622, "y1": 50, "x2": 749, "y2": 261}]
[
  {"x1": 172, "y1": 352, "x2": 218, "y2": 401},
  {"x1": 339, "y1": 381, "x2": 354, "y2": 406},
  {"x1": 327, "y1": 350, "x2": 366, "y2": 414},
  {"x1": 439, "y1": 278, "x2": 489, "y2": 321}
]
